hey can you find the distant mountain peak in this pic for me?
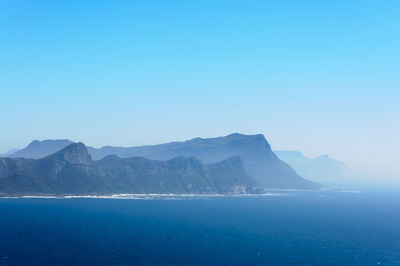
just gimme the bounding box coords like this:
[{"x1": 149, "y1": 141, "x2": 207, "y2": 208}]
[
  {"x1": 28, "y1": 139, "x2": 72, "y2": 145},
  {"x1": 45, "y1": 142, "x2": 92, "y2": 164},
  {"x1": 227, "y1": 132, "x2": 243, "y2": 137},
  {"x1": 9, "y1": 139, "x2": 74, "y2": 159},
  {"x1": 274, "y1": 150, "x2": 350, "y2": 185},
  {"x1": 226, "y1": 133, "x2": 264, "y2": 139}
]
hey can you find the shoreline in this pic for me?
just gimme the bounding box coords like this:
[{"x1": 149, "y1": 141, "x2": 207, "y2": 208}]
[
  {"x1": 0, "y1": 192, "x2": 290, "y2": 199},
  {"x1": 0, "y1": 188, "x2": 363, "y2": 199}
]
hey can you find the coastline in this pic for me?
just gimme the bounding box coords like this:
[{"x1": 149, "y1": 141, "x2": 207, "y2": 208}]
[{"x1": 0, "y1": 192, "x2": 289, "y2": 200}]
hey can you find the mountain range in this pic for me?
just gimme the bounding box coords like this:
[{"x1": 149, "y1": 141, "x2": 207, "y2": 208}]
[
  {"x1": 0, "y1": 143, "x2": 263, "y2": 196},
  {"x1": 1, "y1": 133, "x2": 322, "y2": 195}
]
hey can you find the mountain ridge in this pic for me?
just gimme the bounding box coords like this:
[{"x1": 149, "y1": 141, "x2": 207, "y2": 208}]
[
  {"x1": 86, "y1": 133, "x2": 320, "y2": 189},
  {"x1": 3, "y1": 134, "x2": 321, "y2": 189},
  {"x1": 0, "y1": 143, "x2": 263, "y2": 196}
]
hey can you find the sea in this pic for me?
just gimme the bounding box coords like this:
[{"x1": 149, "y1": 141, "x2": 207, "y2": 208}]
[{"x1": 0, "y1": 189, "x2": 399, "y2": 265}]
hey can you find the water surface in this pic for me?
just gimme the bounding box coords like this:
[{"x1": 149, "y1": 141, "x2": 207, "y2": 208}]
[{"x1": 0, "y1": 190, "x2": 399, "y2": 265}]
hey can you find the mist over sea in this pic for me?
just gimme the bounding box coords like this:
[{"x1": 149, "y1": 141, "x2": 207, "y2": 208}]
[{"x1": 1, "y1": 190, "x2": 399, "y2": 265}]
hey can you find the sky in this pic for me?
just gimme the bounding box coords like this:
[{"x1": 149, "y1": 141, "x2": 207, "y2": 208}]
[{"x1": 0, "y1": 0, "x2": 399, "y2": 181}]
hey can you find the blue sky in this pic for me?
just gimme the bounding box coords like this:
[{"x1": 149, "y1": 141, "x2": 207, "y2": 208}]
[{"x1": 1, "y1": 0, "x2": 399, "y2": 180}]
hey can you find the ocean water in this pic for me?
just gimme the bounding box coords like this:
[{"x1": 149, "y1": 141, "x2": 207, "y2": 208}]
[{"x1": 0, "y1": 190, "x2": 399, "y2": 265}]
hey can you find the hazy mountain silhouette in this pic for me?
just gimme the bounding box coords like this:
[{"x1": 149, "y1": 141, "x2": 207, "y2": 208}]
[
  {"x1": 5, "y1": 134, "x2": 321, "y2": 189},
  {"x1": 9, "y1": 139, "x2": 73, "y2": 159},
  {"x1": 87, "y1": 133, "x2": 320, "y2": 189},
  {"x1": 0, "y1": 143, "x2": 262, "y2": 196},
  {"x1": 274, "y1": 151, "x2": 350, "y2": 185}
]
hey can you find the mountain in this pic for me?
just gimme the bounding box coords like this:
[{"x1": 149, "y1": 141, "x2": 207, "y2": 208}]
[
  {"x1": 274, "y1": 151, "x2": 350, "y2": 185},
  {"x1": 4, "y1": 134, "x2": 321, "y2": 189},
  {"x1": 87, "y1": 133, "x2": 320, "y2": 189},
  {"x1": 8, "y1": 139, "x2": 73, "y2": 159},
  {"x1": 0, "y1": 143, "x2": 263, "y2": 196}
]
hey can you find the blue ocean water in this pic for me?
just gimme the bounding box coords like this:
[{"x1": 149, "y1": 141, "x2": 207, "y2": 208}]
[{"x1": 0, "y1": 190, "x2": 399, "y2": 265}]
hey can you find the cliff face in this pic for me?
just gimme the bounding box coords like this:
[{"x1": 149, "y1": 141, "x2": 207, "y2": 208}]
[
  {"x1": 89, "y1": 133, "x2": 321, "y2": 189},
  {"x1": 0, "y1": 143, "x2": 263, "y2": 196}
]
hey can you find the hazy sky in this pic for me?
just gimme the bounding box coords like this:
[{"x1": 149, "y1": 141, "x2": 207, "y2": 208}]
[{"x1": 1, "y1": 0, "x2": 399, "y2": 180}]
